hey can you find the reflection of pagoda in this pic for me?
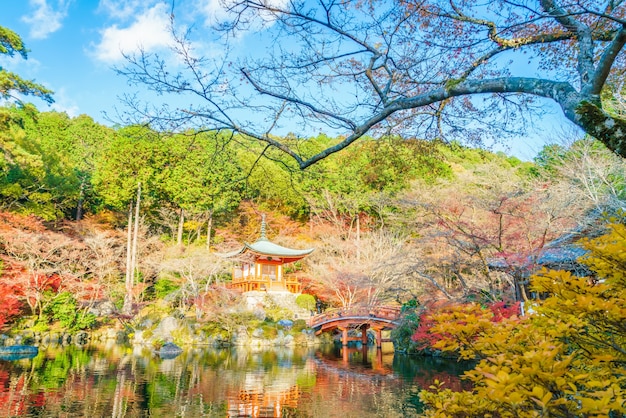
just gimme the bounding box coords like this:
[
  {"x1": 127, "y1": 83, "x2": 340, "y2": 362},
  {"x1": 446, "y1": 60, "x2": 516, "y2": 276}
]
[{"x1": 222, "y1": 215, "x2": 314, "y2": 293}]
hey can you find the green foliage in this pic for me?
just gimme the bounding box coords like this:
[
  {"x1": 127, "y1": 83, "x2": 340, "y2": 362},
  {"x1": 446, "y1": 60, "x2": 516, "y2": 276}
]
[
  {"x1": 295, "y1": 294, "x2": 316, "y2": 311},
  {"x1": 153, "y1": 278, "x2": 180, "y2": 300},
  {"x1": 0, "y1": 106, "x2": 112, "y2": 220},
  {"x1": 391, "y1": 299, "x2": 421, "y2": 354},
  {"x1": 45, "y1": 292, "x2": 96, "y2": 332},
  {"x1": 263, "y1": 295, "x2": 293, "y2": 322},
  {"x1": 291, "y1": 319, "x2": 308, "y2": 333},
  {"x1": 0, "y1": 26, "x2": 53, "y2": 104},
  {"x1": 160, "y1": 131, "x2": 244, "y2": 221},
  {"x1": 260, "y1": 322, "x2": 278, "y2": 339},
  {"x1": 203, "y1": 311, "x2": 259, "y2": 340}
]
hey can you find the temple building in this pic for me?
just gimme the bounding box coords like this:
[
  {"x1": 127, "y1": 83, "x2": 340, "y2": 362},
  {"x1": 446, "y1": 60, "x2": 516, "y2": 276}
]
[{"x1": 222, "y1": 216, "x2": 314, "y2": 293}]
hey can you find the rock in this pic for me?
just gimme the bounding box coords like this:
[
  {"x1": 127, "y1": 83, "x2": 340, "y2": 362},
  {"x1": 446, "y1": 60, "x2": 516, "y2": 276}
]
[
  {"x1": 152, "y1": 316, "x2": 181, "y2": 340},
  {"x1": 42, "y1": 332, "x2": 61, "y2": 345},
  {"x1": 75, "y1": 332, "x2": 89, "y2": 345},
  {"x1": 89, "y1": 300, "x2": 117, "y2": 316},
  {"x1": 277, "y1": 319, "x2": 293, "y2": 329},
  {"x1": 140, "y1": 318, "x2": 154, "y2": 329},
  {"x1": 132, "y1": 330, "x2": 145, "y2": 345},
  {"x1": 159, "y1": 342, "x2": 183, "y2": 359}
]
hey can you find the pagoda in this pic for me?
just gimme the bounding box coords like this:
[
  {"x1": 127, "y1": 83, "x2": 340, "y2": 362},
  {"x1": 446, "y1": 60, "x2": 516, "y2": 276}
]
[{"x1": 222, "y1": 216, "x2": 314, "y2": 293}]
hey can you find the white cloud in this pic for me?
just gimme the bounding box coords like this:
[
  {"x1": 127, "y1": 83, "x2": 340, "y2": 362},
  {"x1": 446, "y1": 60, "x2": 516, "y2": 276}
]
[
  {"x1": 93, "y1": 2, "x2": 173, "y2": 63},
  {"x1": 0, "y1": 54, "x2": 42, "y2": 75},
  {"x1": 49, "y1": 87, "x2": 80, "y2": 117},
  {"x1": 22, "y1": 0, "x2": 71, "y2": 40},
  {"x1": 195, "y1": 0, "x2": 229, "y2": 26}
]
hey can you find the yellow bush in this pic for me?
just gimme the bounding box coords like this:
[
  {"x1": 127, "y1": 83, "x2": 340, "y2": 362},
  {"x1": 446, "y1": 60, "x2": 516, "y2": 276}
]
[{"x1": 420, "y1": 224, "x2": 626, "y2": 417}]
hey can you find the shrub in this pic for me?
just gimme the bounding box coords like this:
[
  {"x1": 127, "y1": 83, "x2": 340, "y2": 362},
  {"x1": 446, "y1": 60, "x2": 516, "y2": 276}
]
[
  {"x1": 261, "y1": 323, "x2": 278, "y2": 339},
  {"x1": 390, "y1": 299, "x2": 421, "y2": 353},
  {"x1": 263, "y1": 295, "x2": 293, "y2": 322},
  {"x1": 0, "y1": 282, "x2": 23, "y2": 329},
  {"x1": 419, "y1": 223, "x2": 626, "y2": 417},
  {"x1": 291, "y1": 319, "x2": 308, "y2": 333},
  {"x1": 154, "y1": 278, "x2": 180, "y2": 299},
  {"x1": 295, "y1": 294, "x2": 316, "y2": 311},
  {"x1": 45, "y1": 292, "x2": 96, "y2": 332}
]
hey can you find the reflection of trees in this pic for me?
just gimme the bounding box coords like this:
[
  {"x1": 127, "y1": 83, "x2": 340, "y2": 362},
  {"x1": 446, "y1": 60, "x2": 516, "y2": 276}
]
[
  {"x1": 392, "y1": 354, "x2": 474, "y2": 393},
  {"x1": 0, "y1": 345, "x2": 469, "y2": 417}
]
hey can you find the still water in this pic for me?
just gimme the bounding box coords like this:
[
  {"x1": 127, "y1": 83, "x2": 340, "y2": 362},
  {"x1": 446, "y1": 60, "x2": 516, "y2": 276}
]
[{"x1": 0, "y1": 343, "x2": 471, "y2": 417}]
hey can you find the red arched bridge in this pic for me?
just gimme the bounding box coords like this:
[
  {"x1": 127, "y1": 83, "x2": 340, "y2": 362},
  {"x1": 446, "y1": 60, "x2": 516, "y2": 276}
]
[{"x1": 307, "y1": 306, "x2": 401, "y2": 348}]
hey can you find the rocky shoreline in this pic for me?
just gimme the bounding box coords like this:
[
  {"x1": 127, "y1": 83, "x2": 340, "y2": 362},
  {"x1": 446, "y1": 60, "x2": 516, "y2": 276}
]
[{"x1": 0, "y1": 315, "x2": 322, "y2": 352}]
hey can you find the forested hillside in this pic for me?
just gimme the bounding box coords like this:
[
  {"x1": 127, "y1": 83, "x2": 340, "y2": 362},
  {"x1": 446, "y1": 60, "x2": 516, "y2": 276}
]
[{"x1": 0, "y1": 103, "x2": 624, "y2": 329}]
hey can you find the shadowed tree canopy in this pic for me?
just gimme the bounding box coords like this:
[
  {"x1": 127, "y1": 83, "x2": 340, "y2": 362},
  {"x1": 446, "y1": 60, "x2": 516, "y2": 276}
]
[{"x1": 118, "y1": 1, "x2": 626, "y2": 168}]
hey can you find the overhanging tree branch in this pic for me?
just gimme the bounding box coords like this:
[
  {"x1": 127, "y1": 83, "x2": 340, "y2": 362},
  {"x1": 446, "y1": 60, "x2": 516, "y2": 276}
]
[{"x1": 117, "y1": 1, "x2": 626, "y2": 167}]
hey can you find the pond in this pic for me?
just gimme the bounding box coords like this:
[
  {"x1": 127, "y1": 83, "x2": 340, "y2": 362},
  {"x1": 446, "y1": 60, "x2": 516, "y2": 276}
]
[{"x1": 0, "y1": 343, "x2": 472, "y2": 417}]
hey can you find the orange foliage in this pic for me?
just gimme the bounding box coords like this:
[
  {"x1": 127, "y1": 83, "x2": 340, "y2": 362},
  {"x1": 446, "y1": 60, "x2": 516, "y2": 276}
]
[{"x1": 0, "y1": 212, "x2": 46, "y2": 233}]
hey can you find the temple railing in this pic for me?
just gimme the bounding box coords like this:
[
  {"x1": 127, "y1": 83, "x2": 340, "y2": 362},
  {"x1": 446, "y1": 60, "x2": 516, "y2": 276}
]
[{"x1": 229, "y1": 274, "x2": 301, "y2": 293}]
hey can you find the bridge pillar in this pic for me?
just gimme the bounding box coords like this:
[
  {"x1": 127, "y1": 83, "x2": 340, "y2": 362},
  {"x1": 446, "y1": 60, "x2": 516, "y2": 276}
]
[
  {"x1": 340, "y1": 327, "x2": 349, "y2": 346},
  {"x1": 361, "y1": 324, "x2": 369, "y2": 346},
  {"x1": 375, "y1": 328, "x2": 383, "y2": 349}
]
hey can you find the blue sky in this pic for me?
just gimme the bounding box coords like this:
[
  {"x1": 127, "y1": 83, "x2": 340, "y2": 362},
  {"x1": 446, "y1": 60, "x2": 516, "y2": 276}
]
[
  {"x1": 1, "y1": 1, "x2": 214, "y2": 122},
  {"x1": 1, "y1": 0, "x2": 576, "y2": 161}
]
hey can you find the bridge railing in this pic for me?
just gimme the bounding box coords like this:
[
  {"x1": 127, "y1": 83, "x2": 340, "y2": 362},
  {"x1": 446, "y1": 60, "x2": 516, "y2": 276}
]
[{"x1": 307, "y1": 305, "x2": 401, "y2": 327}]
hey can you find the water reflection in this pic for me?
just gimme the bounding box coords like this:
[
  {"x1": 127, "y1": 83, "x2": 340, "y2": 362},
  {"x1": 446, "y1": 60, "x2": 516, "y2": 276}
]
[{"x1": 0, "y1": 343, "x2": 472, "y2": 417}]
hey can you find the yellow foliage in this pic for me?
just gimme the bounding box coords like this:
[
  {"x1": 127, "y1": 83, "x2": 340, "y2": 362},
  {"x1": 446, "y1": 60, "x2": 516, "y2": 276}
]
[{"x1": 420, "y1": 224, "x2": 626, "y2": 417}]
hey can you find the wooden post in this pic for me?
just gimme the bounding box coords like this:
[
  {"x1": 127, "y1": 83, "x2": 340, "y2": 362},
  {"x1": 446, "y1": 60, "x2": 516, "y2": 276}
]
[
  {"x1": 341, "y1": 327, "x2": 349, "y2": 346},
  {"x1": 361, "y1": 324, "x2": 369, "y2": 346},
  {"x1": 375, "y1": 328, "x2": 383, "y2": 350}
]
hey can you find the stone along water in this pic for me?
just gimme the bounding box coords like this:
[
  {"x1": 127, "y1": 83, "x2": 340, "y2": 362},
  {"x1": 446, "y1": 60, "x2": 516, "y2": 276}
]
[{"x1": 0, "y1": 344, "x2": 472, "y2": 417}]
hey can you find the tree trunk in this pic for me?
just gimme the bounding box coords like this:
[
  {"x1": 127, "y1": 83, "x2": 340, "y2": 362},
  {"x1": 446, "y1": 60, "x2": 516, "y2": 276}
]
[
  {"x1": 177, "y1": 208, "x2": 184, "y2": 246},
  {"x1": 123, "y1": 182, "x2": 141, "y2": 315},
  {"x1": 355, "y1": 214, "x2": 361, "y2": 262},
  {"x1": 75, "y1": 177, "x2": 86, "y2": 221},
  {"x1": 206, "y1": 210, "x2": 213, "y2": 252},
  {"x1": 123, "y1": 202, "x2": 133, "y2": 314},
  {"x1": 575, "y1": 101, "x2": 626, "y2": 159},
  {"x1": 130, "y1": 183, "x2": 141, "y2": 286}
]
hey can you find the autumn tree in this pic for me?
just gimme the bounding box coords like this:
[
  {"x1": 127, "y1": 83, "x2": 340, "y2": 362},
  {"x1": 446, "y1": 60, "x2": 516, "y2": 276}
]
[
  {"x1": 119, "y1": 1, "x2": 626, "y2": 168},
  {"x1": 79, "y1": 224, "x2": 127, "y2": 304},
  {"x1": 399, "y1": 150, "x2": 589, "y2": 302},
  {"x1": 158, "y1": 247, "x2": 228, "y2": 318},
  {"x1": 0, "y1": 224, "x2": 98, "y2": 322},
  {"x1": 533, "y1": 137, "x2": 626, "y2": 214},
  {"x1": 308, "y1": 229, "x2": 410, "y2": 307}
]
